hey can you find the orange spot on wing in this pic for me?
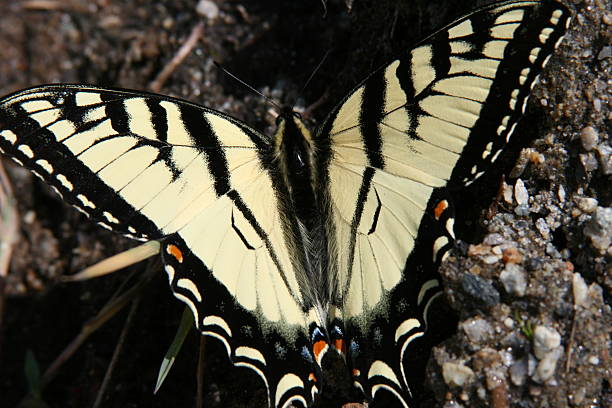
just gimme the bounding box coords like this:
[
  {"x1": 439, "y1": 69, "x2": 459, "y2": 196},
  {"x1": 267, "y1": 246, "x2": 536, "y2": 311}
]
[
  {"x1": 308, "y1": 373, "x2": 317, "y2": 383},
  {"x1": 313, "y1": 340, "x2": 328, "y2": 362},
  {"x1": 333, "y1": 339, "x2": 345, "y2": 354},
  {"x1": 434, "y1": 200, "x2": 449, "y2": 220},
  {"x1": 352, "y1": 369, "x2": 360, "y2": 377},
  {"x1": 167, "y1": 244, "x2": 183, "y2": 263}
]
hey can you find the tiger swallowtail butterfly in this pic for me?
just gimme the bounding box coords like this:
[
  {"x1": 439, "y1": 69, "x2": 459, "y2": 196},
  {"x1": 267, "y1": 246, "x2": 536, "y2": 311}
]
[{"x1": 0, "y1": 1, "x2": 570, "y2": 406}]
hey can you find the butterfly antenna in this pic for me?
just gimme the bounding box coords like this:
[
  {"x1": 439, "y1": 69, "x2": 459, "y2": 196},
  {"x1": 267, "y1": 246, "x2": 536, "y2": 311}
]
[
  {"x1": 293, "y1": 50, "x2": 331, "y2": 110},
  {"x1": 213, "y1": 61, "x2": 282, "y2": 112}
]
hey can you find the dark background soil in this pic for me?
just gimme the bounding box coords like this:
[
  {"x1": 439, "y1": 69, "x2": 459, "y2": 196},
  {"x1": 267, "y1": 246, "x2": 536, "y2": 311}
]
[{"x1": 0, "y1": 1, "x2": 609, "y2": 407}]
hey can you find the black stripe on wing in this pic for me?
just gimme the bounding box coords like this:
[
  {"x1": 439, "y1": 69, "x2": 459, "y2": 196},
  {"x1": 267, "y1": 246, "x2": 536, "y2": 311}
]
[
  {"x1": 0, "y1": 90, "x2": 161, "y2": 239},
  {"x1": 0, "y1": 85, "x2": 267, "y2": 241},
  {"x1": 360, "y1": 72, "x2": 386, "y2": 168},
  {"x1": 161, "y1": 232, "x2": 313, "y2": 408},
  {"x1": 421, "y1": 1, "x2": 571, "y2": 185}
]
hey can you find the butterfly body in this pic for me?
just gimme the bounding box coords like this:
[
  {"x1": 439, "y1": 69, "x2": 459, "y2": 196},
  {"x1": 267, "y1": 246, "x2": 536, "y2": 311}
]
[{"x1": 0, "y1": 1, "x2": 571, "y2": 406}]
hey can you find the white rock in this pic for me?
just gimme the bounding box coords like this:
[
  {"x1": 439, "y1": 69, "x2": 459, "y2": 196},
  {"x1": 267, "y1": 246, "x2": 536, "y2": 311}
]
[
  {"x1": 533, "y1": 326, "x2": 561, "y2": 360},
  {"x1": 576, "y1": 197, "x2": 598, "y2": 213},
  {"x1": 484, "y1": 233, "x2": 504, "y2": 246},
  {"x1": 596, "y1": 143, "x2": 611, "y2": 175},
  {"x1": 580, "y1": 126, "x2": 598, "y2": 151},
  {"x1": 196, "y1": 0, "x2": 219, "y2": 19},
  {"x1": 533, "y1": 346, "x2": 563, "y2": 383},
  {"x1": 500, "y1": 264, "x2": 527, "y2": 297},
  {"x1": 462, "y1": 318, "x2": 493, "y2": 343},
  {"x1": 558, "y1": 185, "x2": 566, "y2": 202},
  {"x1": 503, "y1": 181, "x2": 514, "y2": 204},
  {"x1": 535, "y1": 218, "x2": 551, "y2": 240},
  {"x1": 514, "y1": 179, "x2": 529, "y2": 206},
  {"x1": 483, "y1": 254, "x2": 501, "y2": 264},
  {"x1": 443, "y1": 362, "x2": 475, "y2": 387},
  {"x1": 588, "y1": 355, "x2": 600, "y2": 365},
  {"x1": 572, "y1": 273, "x2": 588, "y2": 307},
  {"x1": 584, "y1": 207, "x2": 612, "y2": 254}
]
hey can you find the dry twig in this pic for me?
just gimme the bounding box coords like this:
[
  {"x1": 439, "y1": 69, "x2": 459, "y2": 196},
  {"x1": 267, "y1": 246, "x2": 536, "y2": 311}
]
[{"x1": 148, "y1": 22, "x2": 205, "y2": 93}]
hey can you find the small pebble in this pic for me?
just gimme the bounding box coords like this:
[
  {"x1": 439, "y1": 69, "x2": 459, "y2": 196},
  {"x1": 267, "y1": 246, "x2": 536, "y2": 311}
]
[
  {"x1": 484, "y1": 233, "x2": 504, "y2": 246},
  {"x1": 510, "y1": 357, "x2": 529, "y2": 386},
  {"x1": 584, "y1": 207, "x2": 612, "y2": 254},
  {"x1": 500, "y1": 350, "x2": 514, "y2": 366},
  {"x1": 596, "y1": 144, "x2": 612, "y2": 175},
  {"x1": 503, "y1": 181, "x2": 513, "y2": 204},
  {"x1": 196, "y1": 0, "x2": 220, "y2": 19},
  {"x1": 529, "y1": 385, "x2": 542, "y2": 396},
  {"x1": 528, "y1": 150, "x2": 545, "y2": 165},
  {"x1": 535, "y1": 218, "x2": 550, "y2": 239},
  {"x1": 597, "y1": 45, "x2": 612, "y2": 60},
  {"x1": 462, "y1": 318, "x2": 493, "y2": 343},
  {"x1": 500, "y1": 264, "x2": 527, "y2": 297},
  {"x1": 545, "y1": 242, "x2": 561, "y2": 258},
  {"x1": 593, "y1": 98, "x2": 601, "y2": 112},
  {"x1": 485, "y1": 368, "x2": 506, "y2": 391},
  {"x1": 483, "y1": 254, "x2": 501, "y2": 264},
  {"x1": 533, "y1": 346, "x2": 562, "y2": 383},
  {"x1": 588, "y1": 355, "x2": 599, "y2": 365},
  {"x1": 469, "y1": 243, "x2": 491, "y2": 256},
  {"x1": 558, "y1": 185, "x2": 566, "y2": 202},
  {"x1": 461, "y1": 274, "x2": 500, "y2": 308},
  {"x1": 442, "y1": 362, "x2": 475, "y2": 387},
  {"x1": 572, "y1": 273, "x2": 588, "y2": 307},
  {"x1": 576, "y1": 197, "x2": 598, "y2": 213},
  {"x1": 580, "y1": 126, "x2": 598, "y2": 151},
  {"x1": 23, "y1": 210, "x2": 36, "y2": 224},
  {"x1": 533, "y1": 326, "x2": 561, "y2": 360},
  {"x1": 161, "y1": 17, "x2": 174, "y2": 30},
  {"x1": 580, "y1": 152, "x2": 599, "y2": 172},
  {"x1": 502, "y1": 247, "x2": 523, "y2": 264},
  {"x1": 99, "y1": 15, "x2": 121, "y2": 29},
  {"x1": 514, "y1": 179, "x2": 529, "y2": 206},
  {"x1": 514, "y1": 204, "x2": 530, "y2": 217}
]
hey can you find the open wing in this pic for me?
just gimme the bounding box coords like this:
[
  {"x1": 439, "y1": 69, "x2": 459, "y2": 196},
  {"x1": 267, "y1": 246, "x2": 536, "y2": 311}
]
[
  {"x1": 0, "y1": 85, "x2": 314, "y2": 407},
  {"x1": 316, "y1": 0, "x2": 570, "y2": 404}
]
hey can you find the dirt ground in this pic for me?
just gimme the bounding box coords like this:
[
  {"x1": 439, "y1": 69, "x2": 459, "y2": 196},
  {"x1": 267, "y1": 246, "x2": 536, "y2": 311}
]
[{"x1": 0, "y1": 0, "x2": 609, "y2": 407}]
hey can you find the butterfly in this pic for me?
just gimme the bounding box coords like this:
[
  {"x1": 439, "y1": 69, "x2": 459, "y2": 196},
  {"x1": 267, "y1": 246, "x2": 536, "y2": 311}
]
[{"x1": 0, "y1": 1, "x2": 570, "y2": 406}]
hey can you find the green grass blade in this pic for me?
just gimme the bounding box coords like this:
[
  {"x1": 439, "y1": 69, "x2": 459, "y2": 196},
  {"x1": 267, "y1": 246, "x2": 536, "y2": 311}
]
[{"x1": 154, "y1": 306, "x2": 194, "y2": 394}]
